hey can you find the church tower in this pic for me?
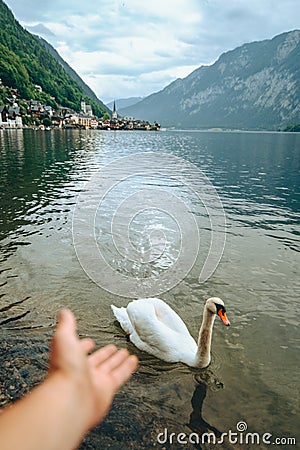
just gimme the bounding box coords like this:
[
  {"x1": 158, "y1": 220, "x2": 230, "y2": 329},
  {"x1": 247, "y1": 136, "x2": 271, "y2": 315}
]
[
  {"x1": 81, "y1": 99, "x2": 86, "y2": 114},
  {"x1": 112, "y1": 100, "x2": 117, "y2": 120}
]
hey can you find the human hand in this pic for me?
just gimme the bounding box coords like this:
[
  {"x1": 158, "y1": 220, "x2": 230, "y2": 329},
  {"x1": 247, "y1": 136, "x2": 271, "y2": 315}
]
[{"x1": 49, "y1": 309, "x2": 139, "y2": 430}]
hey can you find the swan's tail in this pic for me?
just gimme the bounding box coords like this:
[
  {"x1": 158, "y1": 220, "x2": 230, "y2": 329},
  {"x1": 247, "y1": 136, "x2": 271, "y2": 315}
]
[{"x1": 111, "y1": 304, "x2": 134, "y2": 335}]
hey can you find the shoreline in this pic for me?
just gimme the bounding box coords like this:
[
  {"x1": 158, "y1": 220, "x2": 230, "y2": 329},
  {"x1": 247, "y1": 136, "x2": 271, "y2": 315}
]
[{"x1": 1, "y1": 126, "x2": 299, "y2": 134}]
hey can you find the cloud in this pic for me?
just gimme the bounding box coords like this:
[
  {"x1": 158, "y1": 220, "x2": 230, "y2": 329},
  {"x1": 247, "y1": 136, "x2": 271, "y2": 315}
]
[
  {"x1": 26, "y1": 23, "x2": 55, "y2": 38},
  {"x1": 84, "y1": 63, "x2": 199, "y2": 102},
  {"x1": 4, "y1": 0, "x2": 300, "y2": 103}
]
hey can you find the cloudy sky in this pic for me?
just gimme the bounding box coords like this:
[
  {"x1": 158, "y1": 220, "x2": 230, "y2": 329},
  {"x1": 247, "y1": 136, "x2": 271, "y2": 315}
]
[{"x1": 4, "y1": 0, "x2": 300, "y2": 104}]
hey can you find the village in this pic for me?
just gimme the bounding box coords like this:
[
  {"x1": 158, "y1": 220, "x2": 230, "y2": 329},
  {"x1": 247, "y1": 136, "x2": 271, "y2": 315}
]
[{"x1": 0, "y1": 81, "x2": 161, "y2": 131}]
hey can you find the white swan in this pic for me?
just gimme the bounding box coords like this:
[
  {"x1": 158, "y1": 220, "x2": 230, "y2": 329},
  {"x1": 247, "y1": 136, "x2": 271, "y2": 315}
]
[{"x1": 111, "y1": 297, "x2": 230, "y2": 368}]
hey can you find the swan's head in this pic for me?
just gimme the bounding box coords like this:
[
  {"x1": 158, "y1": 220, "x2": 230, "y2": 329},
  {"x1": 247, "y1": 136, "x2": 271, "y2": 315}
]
[{"x1": 205, "y1": 297, "x2": 230, "y2": 326}]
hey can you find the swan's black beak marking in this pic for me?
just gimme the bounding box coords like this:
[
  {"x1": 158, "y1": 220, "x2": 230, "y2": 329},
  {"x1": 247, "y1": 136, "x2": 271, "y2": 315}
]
[{"x1": 216, "y1": 304, "x2": 230, "y2": 326}]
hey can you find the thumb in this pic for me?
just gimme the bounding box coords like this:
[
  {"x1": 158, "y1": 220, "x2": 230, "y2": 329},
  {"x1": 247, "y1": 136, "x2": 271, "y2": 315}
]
[
  {"x1": 55, "y1": 308, "x2": 77, "y2": 336},
  {"x1": 49, "y1": 309, "x2": 78, "y2": 373}
]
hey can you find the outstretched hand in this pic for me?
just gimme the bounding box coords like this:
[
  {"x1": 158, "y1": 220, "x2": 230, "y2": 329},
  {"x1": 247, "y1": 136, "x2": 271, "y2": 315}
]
[
  {"x1": 50, "y1": 309, "x2": 139, "y2": 429},
  {"x1": 0, "y1": 309, "x2": 138, "y2": 450}
]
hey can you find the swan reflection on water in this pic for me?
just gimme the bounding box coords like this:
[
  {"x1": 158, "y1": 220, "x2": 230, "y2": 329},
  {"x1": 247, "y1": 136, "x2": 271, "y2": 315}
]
[{"x1": 188, "y1": 377, "x2": 223, "y2": 450}]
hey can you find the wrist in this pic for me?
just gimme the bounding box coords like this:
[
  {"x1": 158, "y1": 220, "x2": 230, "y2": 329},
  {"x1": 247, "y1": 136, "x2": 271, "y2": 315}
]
[{"x1": 45, "y1": 370, "x2": 94, "y2": 436}]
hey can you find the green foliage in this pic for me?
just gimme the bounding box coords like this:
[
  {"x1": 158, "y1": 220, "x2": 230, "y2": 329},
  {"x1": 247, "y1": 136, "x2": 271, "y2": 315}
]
[
  {"x1": 0, "y1": 84, "x2": 10, "y2": 103},
  {"x1": 42, "y1": 117, "x2": 52, "y2": 127},
  {"x1": 0, "y1": 0, "x2": 106, "y2": 116},
  {"x1": 102, "y1": 112, "x2": 111, "y2": 120},
  {"x1": 0, "y1": 44, "x2": 33, "y2": 97}
]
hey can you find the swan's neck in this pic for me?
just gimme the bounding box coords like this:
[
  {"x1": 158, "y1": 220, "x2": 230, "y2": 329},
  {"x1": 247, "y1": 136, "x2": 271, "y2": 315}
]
[{"x1": 195, "y1": 308, "x2": 216, "y2": 368}]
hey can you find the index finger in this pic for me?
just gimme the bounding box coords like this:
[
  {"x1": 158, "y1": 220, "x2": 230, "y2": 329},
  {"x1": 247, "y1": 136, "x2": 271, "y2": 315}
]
[{"x1": 111, "y1": 354, "x2": 139, "y2": 390}]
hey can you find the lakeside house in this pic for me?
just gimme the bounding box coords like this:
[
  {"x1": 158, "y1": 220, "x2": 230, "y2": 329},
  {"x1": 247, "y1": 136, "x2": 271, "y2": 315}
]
[
  {"x1": 0, "y1": 104, "x2": 23, "y2": 128},
  {"x1": 0, "y1": 80, "x2": 23, "y2": 128}
]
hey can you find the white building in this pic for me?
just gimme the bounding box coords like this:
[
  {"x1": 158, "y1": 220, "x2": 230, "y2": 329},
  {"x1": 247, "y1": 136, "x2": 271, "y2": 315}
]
[
  {"x1": 81, "y1": 99, "x2": 93, "y2": 117},
  {"x1": 0, "y1": 105, "x2": 23, "y2": 128}
]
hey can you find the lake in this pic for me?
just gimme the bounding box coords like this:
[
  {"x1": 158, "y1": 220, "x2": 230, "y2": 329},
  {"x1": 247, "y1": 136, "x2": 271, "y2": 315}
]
[{"x1": 0, "y1": 129, "x2": 299, "y2": 449}]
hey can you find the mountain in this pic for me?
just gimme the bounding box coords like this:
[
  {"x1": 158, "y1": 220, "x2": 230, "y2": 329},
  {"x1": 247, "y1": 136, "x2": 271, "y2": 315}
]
[
  {"x1": 107, "y1": 97, "x2": 144, "y2": 111},
  {"x1": 36, "y1": 36, "x2": 109, "y2": 114},
  {"x1": 121, "y1": 30, "x2": 300, "y2": 130},
  {"x1": 0, "y1": 0, "x2": 107, "y2": 117}
]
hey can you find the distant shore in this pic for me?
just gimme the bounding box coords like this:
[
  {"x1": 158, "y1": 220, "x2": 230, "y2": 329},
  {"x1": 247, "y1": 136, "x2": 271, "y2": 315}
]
[{"x1": 2, "y1": 125, "x2": 299, "y2": 133}]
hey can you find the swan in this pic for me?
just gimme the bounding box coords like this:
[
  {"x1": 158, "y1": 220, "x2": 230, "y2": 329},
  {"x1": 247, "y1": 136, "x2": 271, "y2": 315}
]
[{"x1": 111, "y1": 297, "x2": 230, "y2": 368}]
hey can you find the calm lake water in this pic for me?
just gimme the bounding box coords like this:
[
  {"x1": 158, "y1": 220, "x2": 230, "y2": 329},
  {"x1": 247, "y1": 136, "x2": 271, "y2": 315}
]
[{"x1": 0, "y1": 129, "x2": 299, "y2": 449}]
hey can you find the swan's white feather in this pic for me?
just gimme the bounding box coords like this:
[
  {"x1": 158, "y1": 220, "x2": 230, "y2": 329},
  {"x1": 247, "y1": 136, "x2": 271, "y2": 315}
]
[
  {"x1": 111, "y1": 304, "x2": 134, "y2": 335},
  {"x1": 111, "y1": 298, "x2": 198, "y2": 365}
]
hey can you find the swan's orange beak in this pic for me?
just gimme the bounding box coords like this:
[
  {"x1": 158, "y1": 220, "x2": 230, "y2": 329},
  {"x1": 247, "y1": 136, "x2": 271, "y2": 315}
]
[{"x1": 217, "y1": 309, "x2": 230, "y2": 326}]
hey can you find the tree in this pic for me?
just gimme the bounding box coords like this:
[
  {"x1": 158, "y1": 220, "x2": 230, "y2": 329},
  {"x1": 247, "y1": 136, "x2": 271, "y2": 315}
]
[
  {"x1": 42, "y1": 117, "x2": 52, "y2": 127},
  {"x1": 102, "y1": 112, "x2": 111, "y2": 120}
]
